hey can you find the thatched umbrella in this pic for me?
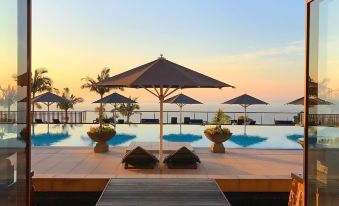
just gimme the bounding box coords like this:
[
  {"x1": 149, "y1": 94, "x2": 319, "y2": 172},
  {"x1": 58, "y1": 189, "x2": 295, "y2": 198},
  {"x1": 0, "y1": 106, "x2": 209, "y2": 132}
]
[
  {"x1": 93, "y1": 92, "x2": 136, "y2": 124},
  {"x1": 97, "y1": 55, "x2": 234, "y2": 168}
]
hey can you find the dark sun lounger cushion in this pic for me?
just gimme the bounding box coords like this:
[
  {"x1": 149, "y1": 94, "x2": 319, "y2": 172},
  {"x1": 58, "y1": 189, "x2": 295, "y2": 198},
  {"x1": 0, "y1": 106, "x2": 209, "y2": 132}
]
[
  {"x1": 122, "y1": 146, "x2": 159, "y2": 169},
  {"x1": 163, "y1": 146, "x2": 201, "y2": 169}
]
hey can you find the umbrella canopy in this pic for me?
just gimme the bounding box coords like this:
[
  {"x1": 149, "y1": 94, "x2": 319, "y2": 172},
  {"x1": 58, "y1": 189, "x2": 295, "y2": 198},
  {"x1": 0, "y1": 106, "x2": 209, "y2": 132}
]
[
  {"x1": 223, "y1": 94, "x2": 268, "y2": 106},
  {"x1": 93, "y1": 92, "x2": 136, "y2": 104},
  {"x1": 93, "y1": 92, "x2": 137, "y2": 124},
  {"x1": 164, "y1": 93, "x2": 202, "y2": 105},
  {"x1": 96, "y1": 55, "x2": 234, "y2": 168},
  {"x1": 223, "y1": 94, "x2": 268, "y2": 134},
  {"x1": 164, "y1": 93, "x2": 202, "y2": 124},
  {"x1": 287, "y1": 97, "x2": 333, "y2": 106}
]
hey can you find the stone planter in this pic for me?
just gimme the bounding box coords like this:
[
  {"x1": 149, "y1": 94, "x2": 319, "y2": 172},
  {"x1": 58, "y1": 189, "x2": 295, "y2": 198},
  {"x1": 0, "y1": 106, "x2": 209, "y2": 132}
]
[
  {"x1": 87, "y1": 130, "x2": 116, "y2": 153},
  {"x1": 204, "y1": 130, "x2": 232, "y2": 153}
]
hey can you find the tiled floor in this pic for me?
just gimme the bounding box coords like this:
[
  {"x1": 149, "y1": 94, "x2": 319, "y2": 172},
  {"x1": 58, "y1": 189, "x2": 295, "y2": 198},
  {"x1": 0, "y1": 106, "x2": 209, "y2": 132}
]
[{"x1": 32, "y1": 146, "x2": 302, "y2": 180}]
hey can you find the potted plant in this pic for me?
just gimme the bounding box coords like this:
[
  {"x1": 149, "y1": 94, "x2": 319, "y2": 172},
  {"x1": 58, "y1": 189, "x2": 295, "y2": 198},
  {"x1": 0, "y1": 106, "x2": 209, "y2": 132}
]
[
  {"x1": 204, "y1": 109, "x2": 232, "y2": 153},
  {"x1": 87, "y1": 126, "x2": 116, "y2": 153}
]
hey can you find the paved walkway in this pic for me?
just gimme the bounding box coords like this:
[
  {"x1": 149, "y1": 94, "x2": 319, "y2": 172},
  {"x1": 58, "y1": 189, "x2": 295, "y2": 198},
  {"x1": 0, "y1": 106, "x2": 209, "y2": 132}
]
[{"x1": 32, "y1": 147, "x2": 302, "y2": 180}]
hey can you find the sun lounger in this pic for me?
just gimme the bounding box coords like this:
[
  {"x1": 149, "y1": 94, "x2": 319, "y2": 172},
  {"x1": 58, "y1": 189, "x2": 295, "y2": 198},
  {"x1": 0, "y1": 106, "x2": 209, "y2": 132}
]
[
  {"x1": 190, "y1": 119, "x2": 204, "y2": 125},
  {"x1": 275, "y1": 120, "x2": 294, "y2": 125},
  {"x1": 117, "y1": 119, "x2": 124, "y2": 124},
  {"x1": 171, "y1": 117, "x2": 177, "y2": 124},
  {"x1": 163, "y1": 146, "x2": 201, "y2": 169},
  {"x1": 35, "y1": 119, "x2": 43, "y2": 124},
  {"x1": 141, "y1": 119, "x2": 159, "y2": 124},
  {"x1": 52, "y1": 119, "x2": 61, "y2": 124},
  {"x1": 122, "y1": 146, "x2": 159, "y2": 169},
  {"x1": 184, "y1": 117, "x2": 190, "y2": 124}
]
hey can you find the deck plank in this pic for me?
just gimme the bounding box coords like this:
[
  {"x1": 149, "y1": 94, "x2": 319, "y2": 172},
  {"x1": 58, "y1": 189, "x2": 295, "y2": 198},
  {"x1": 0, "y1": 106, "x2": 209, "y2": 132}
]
[{"x1": 96, "y1": 179, "x2": 231, "y2": 206}]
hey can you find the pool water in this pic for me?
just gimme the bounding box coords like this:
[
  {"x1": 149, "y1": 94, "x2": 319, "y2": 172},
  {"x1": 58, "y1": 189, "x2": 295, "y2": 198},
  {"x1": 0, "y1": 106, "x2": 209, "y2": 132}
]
[{"x1": 31, "y1": 124, "x2": 303, "y2": 149}]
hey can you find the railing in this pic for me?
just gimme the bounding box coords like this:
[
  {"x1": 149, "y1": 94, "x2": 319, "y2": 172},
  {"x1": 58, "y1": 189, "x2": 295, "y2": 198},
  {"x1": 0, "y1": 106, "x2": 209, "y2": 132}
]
[
  {"x1": 84, "y1": 110, "x2": 300, "y2": 125},
  {"x1": 301, "y1": 113, "x2": 339, "y2": 126}
]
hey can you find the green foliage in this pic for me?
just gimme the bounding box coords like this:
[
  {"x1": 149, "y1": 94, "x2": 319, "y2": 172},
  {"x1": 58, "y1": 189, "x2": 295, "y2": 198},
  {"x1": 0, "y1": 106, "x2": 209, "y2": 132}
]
[
  {"x1": 57, "y1": 88, "x2": 84, "y2": 111},
  {"x1": 211, "y1": 109, "x2": 230, "y2": 125},
  {"x1": 31, "y1": 68, "x2": 57, "y2": 110},
  {"x1": 80, "y1": 67, "x2": 112, "y2": 97},
  {"x1": 293, "y1": 112, "x2": 303, "y2": 124},
  {"x1": 89, "y1": 126, "x2": 115, "y2": 133},
  {"x1": 238, "y1": 115, "x2": 253, "y2": 121},
  {"x1": 0, "y1": 85, "x2": 17, "y2": 112},
  {"x1": 118, "y1": 97, "x2": 140, "y2": 123},
  {"x1": 204, "y1": 126, "x2": 231, "y2": 136}
]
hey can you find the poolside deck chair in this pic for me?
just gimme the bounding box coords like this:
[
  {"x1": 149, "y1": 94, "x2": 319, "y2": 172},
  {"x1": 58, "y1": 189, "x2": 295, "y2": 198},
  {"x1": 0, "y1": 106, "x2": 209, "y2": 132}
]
[
  {"x1": 35, "y1": 119, "x2": 43, "y2": 124},
  {"x1": 163, "y1": 146, "x2": 201, "y2": 169},
  {"x1": 171, "y1": 117, "x2": 177, "y2": 124},
  {"x1": 190, "y1": 119, "x2": 204, "y2": 125},
  {"x1": 52, "y1": 119, "x2": 61, "y2": 124},
  {"x1": 184, "y1": 117, "x2": 190, "y2": 124},
  {"x1": 141, "y1": 119, "x2": 159, "y2": 124},
  {"x1": 117, "y1": 119, "x2": 124, "y2": 124},
  {"x1": 122, "y1": 146, "x2": 159, "y2": 169}
]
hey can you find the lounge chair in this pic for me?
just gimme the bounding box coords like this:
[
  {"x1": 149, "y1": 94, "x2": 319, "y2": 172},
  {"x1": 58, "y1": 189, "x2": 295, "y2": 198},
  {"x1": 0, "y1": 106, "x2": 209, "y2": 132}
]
[
  {"x1": 184, "y1": 117, "x2": 190, "y2": 124},
  {"x1": 171, "y1": 117, "x2": 177, "y2": 124},
  {"x1": 35, "y1": 119, "x2": 43, "y2": 124},
  {"x1": 122, "y1": 146, "x2": 159, "y2": 169},
  {"x1": 52, "y1": 119, "x2": 61, "y2": 124},
  {"x1": 190, "y1": 119, "x2": 204, "y2": 125},
  {"x1": 93, "y1": 118, "x2": 99, "y2": 123},
  {"x1": 141, "y1": 119, "x2": 159, "y2": 124},
  {"x1": 237, "y1": 119, "x2": 244, "y2": 125},
  {"x1": 163, "y1": 146, "x2": 201, "y2": 169},
  {"x1": 117, "y1": 119, "x2": 125, "y2": 124},
  {"x1": 275, "y1": 120, "x2": 294, "y2": 125}
]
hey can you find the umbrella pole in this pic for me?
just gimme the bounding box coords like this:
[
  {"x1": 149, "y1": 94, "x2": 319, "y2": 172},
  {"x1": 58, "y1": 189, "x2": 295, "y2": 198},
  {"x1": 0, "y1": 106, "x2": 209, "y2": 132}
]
[
  {"x1": 159, "y1": 87, "x2": 164, "y2": 170},
  {"x1": 47, "y1": 102, "x2": 50, "y2": 124},
  {"x1": 180, "y1": 105, "x2": 182, "y2": 135},
  {"x1": 244, "y1": 105, "x2": 247, "y2": 135}
]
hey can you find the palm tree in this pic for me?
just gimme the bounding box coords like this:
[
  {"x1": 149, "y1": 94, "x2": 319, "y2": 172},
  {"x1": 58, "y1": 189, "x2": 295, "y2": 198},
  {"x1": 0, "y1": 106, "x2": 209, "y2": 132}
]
[
  {"x1": 31, "y1": 68, "x2": 56, "y2": 111},
  {"x1": 118, "y1": 97, "x2": 140, "y2": 123},
  {"x1": 81, "y1": 68, "x2": 122, "y2": 129},
  {"x1": 57, "y1": 88, "x2": 84, "y2": 122},
  {"x1": 0, "y1": 85, "x2": 17, "y2": 120}
]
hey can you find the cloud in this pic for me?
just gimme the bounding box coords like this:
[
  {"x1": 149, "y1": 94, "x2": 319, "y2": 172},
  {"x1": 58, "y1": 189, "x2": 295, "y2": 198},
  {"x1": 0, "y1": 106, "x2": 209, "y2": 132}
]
[{"x1": 208, "y1": 41, "x2": 304, "y2": 63}]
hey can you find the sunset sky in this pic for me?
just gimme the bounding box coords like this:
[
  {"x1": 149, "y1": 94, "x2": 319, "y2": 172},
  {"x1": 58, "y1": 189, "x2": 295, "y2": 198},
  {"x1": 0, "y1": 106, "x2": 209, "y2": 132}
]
[{"x1": 6, "y1": 0, "x2": 309, "y2": 110}]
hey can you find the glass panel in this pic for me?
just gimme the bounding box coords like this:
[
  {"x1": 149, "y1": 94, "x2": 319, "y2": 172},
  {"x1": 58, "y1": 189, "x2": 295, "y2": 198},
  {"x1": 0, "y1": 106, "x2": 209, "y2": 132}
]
[
  {"x1": 307, "y1": 0, "x2": 339, "y2": 205},
  {"x1": 0, "y1": 0, "x2": 30, "y2": 205}
]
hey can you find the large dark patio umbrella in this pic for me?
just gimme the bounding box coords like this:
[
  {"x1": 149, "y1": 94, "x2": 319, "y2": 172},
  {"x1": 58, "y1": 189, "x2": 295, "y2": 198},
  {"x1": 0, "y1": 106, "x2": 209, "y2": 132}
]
[
  {"x1": 96, "y1": 55, "x2": 234, "y2": 168},
  {"x1": 93, "y1": 92, "x2": 136, "y2": 124},
  {"x1": 164, "y1": 93, "x2": 202, "y2": 124},
  {"x1": 223, "y1": 94, "x2": 268, "y2": 134},
  {"x1": 287, "y1": 96, "x2": 333, "y2": 106},
  {"x1": 20, "y1": 92, "x2": 69, "y2": 123}
]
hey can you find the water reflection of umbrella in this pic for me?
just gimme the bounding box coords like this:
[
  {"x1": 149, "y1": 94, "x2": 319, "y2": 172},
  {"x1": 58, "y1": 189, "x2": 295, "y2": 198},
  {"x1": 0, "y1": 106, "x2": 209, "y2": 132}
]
[
  {"x1": 163, "y1": 133, "x2": 202, "y2": 142},
  {"x1": 223, "y1": 94, "x2": 268, "y2": 134},
  {"x1": 93, "y1": 92, "x2": 136, "y2": 124},
  {"x1": 286, "y1": 134, "x2": 304, "y2": 142},
  {"x1": 106, "y1": 133, "x2": 136, "y2": 146},
  {"x1": 229, "y1": 134, "x2": 267, "y2": 147},
  {"x1": 96, "y1": 55, "x2": 234, "y2": 168},
  {"x1": 164, "y1": 93, "x2": 202, "y2": 125},
  {"x1": 31, "y1": 132, "x2": 70, "y2": 146}
]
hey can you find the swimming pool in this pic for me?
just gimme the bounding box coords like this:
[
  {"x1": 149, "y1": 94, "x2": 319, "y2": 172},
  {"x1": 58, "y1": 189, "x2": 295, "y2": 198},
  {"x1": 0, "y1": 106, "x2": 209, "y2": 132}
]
[{"x1": 30, "y1": 124, "x2": 304, "y2": 149}]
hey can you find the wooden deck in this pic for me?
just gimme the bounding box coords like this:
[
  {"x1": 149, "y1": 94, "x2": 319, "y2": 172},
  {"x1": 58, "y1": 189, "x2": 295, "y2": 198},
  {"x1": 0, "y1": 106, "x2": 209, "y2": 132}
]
[{"x1": 96, "y1": 179, "x2": 231, "y2": 206}]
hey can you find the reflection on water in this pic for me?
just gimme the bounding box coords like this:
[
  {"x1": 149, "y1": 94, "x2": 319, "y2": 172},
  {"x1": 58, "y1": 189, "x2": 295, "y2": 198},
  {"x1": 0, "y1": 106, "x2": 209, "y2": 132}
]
[
  {"x1": 27, "y1": 124, "x2": 304, "y2": 148},
  {"x1": 229, "y1": 135, "x2": 267, "y2": 147},
  {"x1": 286, "y1": 134, "x2": 304, "y2": 142},
  {"x1": 163, "y1": 133, "x2": 202, "y2": 142}
]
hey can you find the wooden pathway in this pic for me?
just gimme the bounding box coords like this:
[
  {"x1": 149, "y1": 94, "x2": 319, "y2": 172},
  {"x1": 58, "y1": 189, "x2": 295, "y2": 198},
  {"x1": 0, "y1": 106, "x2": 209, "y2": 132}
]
[{"x1": 96, "y1": 179, "x2": 231, "y2": 206}]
